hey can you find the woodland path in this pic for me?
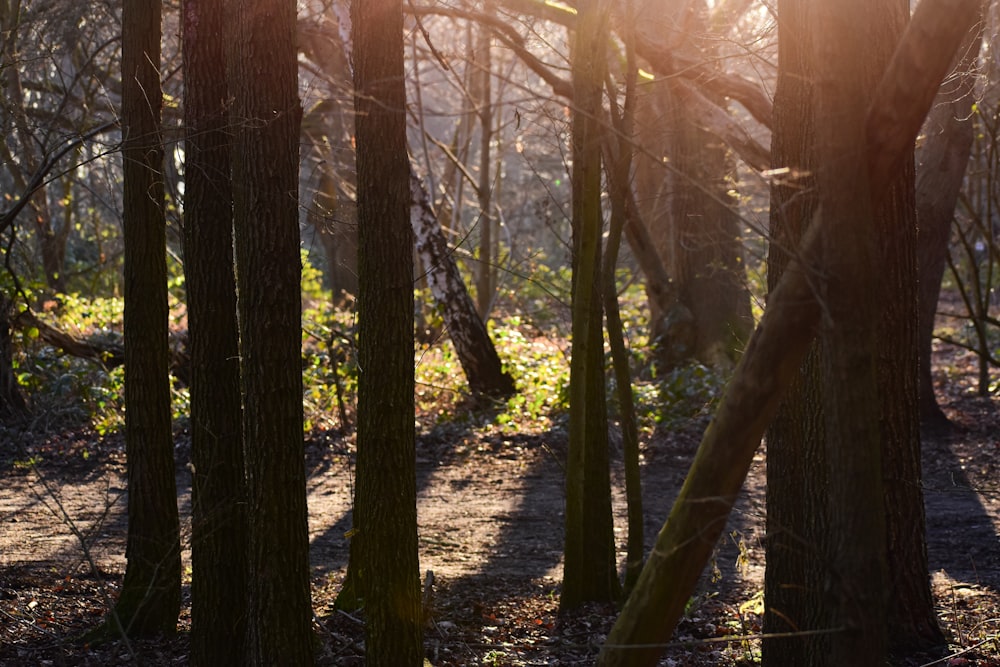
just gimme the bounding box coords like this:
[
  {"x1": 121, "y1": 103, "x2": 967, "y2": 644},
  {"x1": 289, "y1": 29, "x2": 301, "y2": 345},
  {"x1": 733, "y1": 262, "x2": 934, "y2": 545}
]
[{"x1": 0, "y1": 347, "x2": 998, "y2": 664}]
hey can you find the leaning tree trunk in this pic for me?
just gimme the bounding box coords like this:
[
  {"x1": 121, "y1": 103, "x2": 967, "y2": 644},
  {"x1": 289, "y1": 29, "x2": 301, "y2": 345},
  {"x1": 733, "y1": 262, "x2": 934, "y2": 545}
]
[{"x1": 410, "y1": 172, "x2": 515, "y2": 397}]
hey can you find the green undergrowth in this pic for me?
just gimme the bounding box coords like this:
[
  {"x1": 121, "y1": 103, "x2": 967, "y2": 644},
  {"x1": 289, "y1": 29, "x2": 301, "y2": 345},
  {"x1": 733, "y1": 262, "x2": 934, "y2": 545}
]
[{"x1": 8, "y1": 255, "x2": 729, "y2": 448}]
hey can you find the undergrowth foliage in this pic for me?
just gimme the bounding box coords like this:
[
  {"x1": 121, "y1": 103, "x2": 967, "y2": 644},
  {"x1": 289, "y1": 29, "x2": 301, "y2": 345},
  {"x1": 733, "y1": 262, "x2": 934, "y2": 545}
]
[{"x1": 7, "y1": 251, "x2": 729, "y2": 457}]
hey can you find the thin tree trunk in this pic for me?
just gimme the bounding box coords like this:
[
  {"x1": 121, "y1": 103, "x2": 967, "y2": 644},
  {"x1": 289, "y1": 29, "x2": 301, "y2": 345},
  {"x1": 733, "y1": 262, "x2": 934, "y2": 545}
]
[
  {"x1": 561, "y1": 0, "x2": 620, "y2": 612},
  {"x1": 917, "y1": 18, "x2": 983, "y2": 433},
  {"x1": 475, "y1": 5, "x2": 494, "y2": 319},
  {"x1": 110, "y1": 0, "x2": 181, "y2": 638}
]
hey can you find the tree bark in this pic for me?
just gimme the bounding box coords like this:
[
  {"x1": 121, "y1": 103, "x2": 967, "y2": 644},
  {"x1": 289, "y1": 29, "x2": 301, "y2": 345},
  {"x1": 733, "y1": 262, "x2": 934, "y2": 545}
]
[
  {"x1": 603, "y1": 42, "x2": 643, "y2": 593},
  {"x1": 812, "y1": 2, "x2": 888, "y2": 662},
  {"x1": 111, "y1": 0, "x2": 182, "y2": 638},
  {"x1": 352, "y1": 0, "x2": 424, "y2": 663},
  {"x1": 228, "y1": 0, "x2": 314, "y2": 661},
  {"x1": 760, "y1": 0, "x2": 827, "y2": 661},
  {"x1": 0, "y1": 294, "x2": 28, "y2": 421},
  {"x1": 181, "y1": 0, "x2": 248, "y2": 662},
  {"x1": 765, "y1": 0, "x2": 945, "y2": 662},
  {"x1": 631, "y1": 0, "x2": 752, "y2": 369},
  {"x1": 561, "y1": 0, "x2": 620, "y2": 611},
  {"x1": 410, "y1": 172, "x2": 516, "y2": 397}
]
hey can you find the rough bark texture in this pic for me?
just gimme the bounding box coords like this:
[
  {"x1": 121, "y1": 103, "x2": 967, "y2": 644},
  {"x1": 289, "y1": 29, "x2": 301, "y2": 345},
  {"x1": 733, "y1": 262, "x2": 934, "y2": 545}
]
[
  {"x1": 761, "y1": 1, "x2": 827, "y2": 661},
  {"x1": 352, "y1": 0, "x2": 424, "y2": 663},
  {"x1": 114, "y1": 0, "x2": 182, "y2": 638},
  {"x1": 410, "y1": 173, "x2": 516, "y2": 398},
  {"x1": 813, "y1": 1, "x2": 889, "y2": 662},
  {"x1": 765, "y1": 0, "x2": 944, "y2": 661},
  {"x1": 181, "y1": 0, "x2": 248, "y2": 662},
  {"x1": 561, "y1": 0, "x2": 620, "y2": 611},
  {"x1": 228, "y1": 0, "x2": 314, "y2": 662}
]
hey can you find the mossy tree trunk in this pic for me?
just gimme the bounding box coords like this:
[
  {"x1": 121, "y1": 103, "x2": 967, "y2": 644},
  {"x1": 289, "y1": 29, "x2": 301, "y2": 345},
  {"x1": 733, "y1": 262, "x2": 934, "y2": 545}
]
[{"x1": 561, "y1": 0, "x2": 621, "y2": 612}]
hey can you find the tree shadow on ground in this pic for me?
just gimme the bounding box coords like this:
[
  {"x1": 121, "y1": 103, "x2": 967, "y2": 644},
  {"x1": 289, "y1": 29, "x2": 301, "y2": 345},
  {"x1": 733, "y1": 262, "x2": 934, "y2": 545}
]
[{"x1": 922, "y1": 417, "x2": 1000, "y2": 591}]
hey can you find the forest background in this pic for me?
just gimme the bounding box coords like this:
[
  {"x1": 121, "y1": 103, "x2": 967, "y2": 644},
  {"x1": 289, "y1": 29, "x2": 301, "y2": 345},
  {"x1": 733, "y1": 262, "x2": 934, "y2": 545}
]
[{"x1": 1, "y1": 0, "x2": 1000, "y2": 665}]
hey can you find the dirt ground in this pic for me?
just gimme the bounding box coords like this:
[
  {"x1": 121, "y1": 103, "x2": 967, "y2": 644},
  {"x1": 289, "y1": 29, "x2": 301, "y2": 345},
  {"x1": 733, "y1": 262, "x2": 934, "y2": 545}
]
[{"x1": 1, "y1": 343, "x2": 999, "y2": 665}]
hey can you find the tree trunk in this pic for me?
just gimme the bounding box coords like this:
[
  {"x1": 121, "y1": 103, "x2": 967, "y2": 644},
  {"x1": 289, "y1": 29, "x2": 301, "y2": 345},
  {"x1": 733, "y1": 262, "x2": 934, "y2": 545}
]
[
  {"x1": 812, "y1": 1, "x2": 888, "y2": 662},
  {"x1": 228, "y1": 0, "x2": 314, "y2": 661},
  {"x1": 561, "y1": 0, "x2": 621, "y2": 612},
  {"x1": 0, "y1": 294, "x2": 27, "y2": 421},
  {"x1": 410, "y1": 172, "x2": 516, "y2": 398},
  {"x1": 765, "y1": 1, "x2": 945, "y2": 661},
  {"x1": 631, "y1": 0, "x2": 751, "y2": 369},
  {"x1": 603, "y1": 44, "x2": 643, "y2": 593},
  {"x1": 352, "y1": 0, "x2": 424, "y2": 663},
  {"x1": 111, "y1": 0, "x2": 182, "y2": 638},
  {"x1": 760, "y1": 1, "x2": 827, "y2": 661},
  {"x1": 916, "y1": 19, "x2": 983, "y2": 433},
  {"x1": 474, "y1": 5, "x2": 494, "y2": 319},
  {"x1": 181, "y1": 0, "x2": 248, "y2": 662}
]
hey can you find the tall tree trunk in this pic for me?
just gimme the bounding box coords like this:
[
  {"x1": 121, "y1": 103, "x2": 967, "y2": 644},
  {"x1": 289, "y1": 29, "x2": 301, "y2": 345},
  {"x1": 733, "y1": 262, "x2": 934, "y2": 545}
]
[
  {"x1": 632, "y1": 0, "x2": 752, "y2": 369},
  {"x1": 765, "y1": 1, "x2": 944, "y2": 661},
  {"x1": 474, "y1": 3, "x2": 494, "y2": 319},
  {"x1": 561, "y1": 0, "x2": 621, "y2": 612},
  {"x1": 352, "y1": 0, "x2": 424, "y2": 663},
  {"x1": 603, "y1": 36, "x2": 643, "y2": 592},
  {"x1": 181, "y1": 0, "x2": 248, "y2": 662},
  {"x1": 812, "y1": 1, "x2": 888, "y2": 662},
  {"x1": 228, "y1": 0, "x2": 313, "y2": 662},
  {"x1": 760, "y1": 1, "x2": 826, "y2": 661},
  {"x1": 111, "y1": 0, "x2": 182, "y2": 638},
  {"x1": 0, "y1": 1, "x2": 65, "y2": 293}
]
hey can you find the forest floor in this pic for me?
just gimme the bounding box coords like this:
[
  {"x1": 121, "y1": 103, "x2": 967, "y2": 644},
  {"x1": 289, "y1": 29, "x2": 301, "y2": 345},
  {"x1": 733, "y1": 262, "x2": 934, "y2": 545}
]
[{"x1": 1, "y1": 341, "x2": 999, "y2": 666}]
